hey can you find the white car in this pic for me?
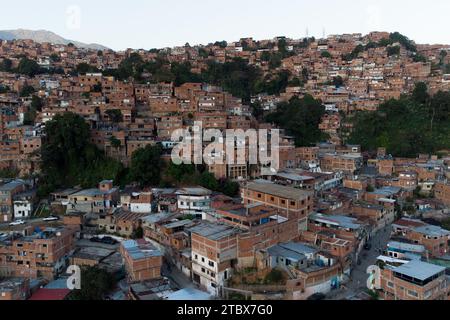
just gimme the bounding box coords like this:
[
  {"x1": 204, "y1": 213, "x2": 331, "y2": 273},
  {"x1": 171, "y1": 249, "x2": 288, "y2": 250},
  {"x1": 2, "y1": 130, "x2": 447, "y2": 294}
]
[
  {"x1": 43, "y1": 216, "x2": 60, "y2": 222},
  {"x1": 9, "y1": 220, "x2": 26, "y2": 226}
]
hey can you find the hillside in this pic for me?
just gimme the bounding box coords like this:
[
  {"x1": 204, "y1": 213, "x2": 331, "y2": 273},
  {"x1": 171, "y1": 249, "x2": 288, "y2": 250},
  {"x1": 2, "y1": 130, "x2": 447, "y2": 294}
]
[{"x1": 0, "y1": 29, "x2": 108, "y2": 50}]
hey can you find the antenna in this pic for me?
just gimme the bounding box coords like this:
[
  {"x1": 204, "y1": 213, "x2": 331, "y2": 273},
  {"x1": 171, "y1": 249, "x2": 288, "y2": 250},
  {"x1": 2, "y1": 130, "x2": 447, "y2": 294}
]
[{"x1": 306, "y1": 27, "x2": 309, "y2": 38}]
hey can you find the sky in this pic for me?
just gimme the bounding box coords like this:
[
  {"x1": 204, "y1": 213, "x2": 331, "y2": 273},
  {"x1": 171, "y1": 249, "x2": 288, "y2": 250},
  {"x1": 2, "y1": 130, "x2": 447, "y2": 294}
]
[{"x1": 1, "y1": 0, "x2": 450, "y2": 51}]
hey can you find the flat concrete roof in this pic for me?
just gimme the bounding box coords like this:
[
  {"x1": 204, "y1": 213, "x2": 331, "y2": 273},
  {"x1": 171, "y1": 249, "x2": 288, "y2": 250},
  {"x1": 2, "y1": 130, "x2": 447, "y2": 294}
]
[
  {"x1": 188, "y1": 222, "x2": 239, "y2": 241},
  {"x1": 245, "y1": 181, "x2": 312, "y2": 200},
  {"x1": 393, "y1": 260, "x2": 445, "y2": 281}
]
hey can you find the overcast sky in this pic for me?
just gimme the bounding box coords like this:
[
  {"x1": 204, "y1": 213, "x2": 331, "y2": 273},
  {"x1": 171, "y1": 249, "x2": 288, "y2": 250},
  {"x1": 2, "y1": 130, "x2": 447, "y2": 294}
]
[{"x1": 1, "y1": 0, "x2": 449, "y2": 51}]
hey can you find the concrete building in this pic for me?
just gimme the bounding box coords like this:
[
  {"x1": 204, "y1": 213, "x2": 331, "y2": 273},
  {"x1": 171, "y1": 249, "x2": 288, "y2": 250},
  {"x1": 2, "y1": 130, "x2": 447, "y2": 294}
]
[{"x1": 120, "y1": 239, "x2": 163, "y2": 283}]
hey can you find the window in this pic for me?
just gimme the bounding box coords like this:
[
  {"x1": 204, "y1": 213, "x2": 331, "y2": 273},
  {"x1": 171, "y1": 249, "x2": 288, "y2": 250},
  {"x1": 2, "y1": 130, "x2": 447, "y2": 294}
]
[
  {"x1": 407, "y1": 290, "x2": 418, "y2": 298},
  {"x1": 202, "y1": 257, "x2": 205, "y2": 263},
  {"x1": 195, "y1": 255, "x2": 198, "y2": 260},
  {"x1": 387, "y1": 281, "x2": 394, "y2": 289},
  {"x1": 290, "y1": 201, "x2": 296, "y2": 206},
  {"x1": 208, "y1": 261, "x2": 215, "y2": 267}
]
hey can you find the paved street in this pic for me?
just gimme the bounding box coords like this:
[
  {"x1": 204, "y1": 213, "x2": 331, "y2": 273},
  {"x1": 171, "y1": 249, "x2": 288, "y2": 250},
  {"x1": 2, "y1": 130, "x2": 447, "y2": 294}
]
[
  {"x1": 328, "y1": 225, "x2": 393, "y2": 300},
  {"x1": 162, "y1": 261, "x2": 196, "y2": 290}
]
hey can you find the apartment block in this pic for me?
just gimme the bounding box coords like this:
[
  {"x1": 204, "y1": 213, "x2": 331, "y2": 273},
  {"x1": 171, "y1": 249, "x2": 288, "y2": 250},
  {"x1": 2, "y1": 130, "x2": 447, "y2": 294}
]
[
  {"x1": 189, "y1": 222, "x2": 239, "y2": 296},
  {"x1": 242, "y1": 181, "x2": 314, "y2": 231}
]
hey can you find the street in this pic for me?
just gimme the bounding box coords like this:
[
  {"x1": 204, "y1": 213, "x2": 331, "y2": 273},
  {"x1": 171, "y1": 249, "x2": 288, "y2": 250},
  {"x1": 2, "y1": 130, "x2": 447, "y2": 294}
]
[
  {"x1": 162, "y1": 261, "x2": 197, "y2": 290},
  {"x1": 328, "y1": 225, "x2": 392, "y2": 300}
]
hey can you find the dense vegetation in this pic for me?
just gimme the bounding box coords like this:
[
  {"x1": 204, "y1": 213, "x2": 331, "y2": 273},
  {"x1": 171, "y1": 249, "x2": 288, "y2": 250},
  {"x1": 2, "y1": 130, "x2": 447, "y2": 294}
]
[
  {"x1": 265, "y1": 94, "x2": 328, "y2": 147},
  {"x1": 164, "y1": 163, "x2": 241, "y2": 197},
  {"x1": 348, "y1": 83, "x2": 450, "y2": 157},
  {"x1": 66, "y1": 266, "x2": 116, "y2": 300},
  {"x1": 39, "y1": 113, "x2": 126, "y2": 195},
  {"x1": 38, "y1": 112, "x2": 240, "y2": 196},
  {"x1": 0, "y1": 57, "x2": 64, "y2": 76},
  {"x1": 99, "y1": 54, "x2": 294, "y2": 103},
  {"x1": 128, "y1": 144, "x2": 164, "y2": 187}
]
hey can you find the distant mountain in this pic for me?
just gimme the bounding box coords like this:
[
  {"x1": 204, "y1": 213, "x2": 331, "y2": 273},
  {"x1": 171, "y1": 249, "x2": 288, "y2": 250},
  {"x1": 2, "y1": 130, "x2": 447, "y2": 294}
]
[{"x1": 0, "y1": 29, "x2": 108, "y2": 50}]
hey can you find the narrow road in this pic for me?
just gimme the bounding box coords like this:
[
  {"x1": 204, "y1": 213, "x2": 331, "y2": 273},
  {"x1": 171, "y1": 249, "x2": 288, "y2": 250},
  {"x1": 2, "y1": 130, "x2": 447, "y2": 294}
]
[
  {"x1": 162, "y1": 262, "x2": 196, "y2": 290},
  {"x1": 328, "y1": 225, "x2": 392, "y2": 300}
]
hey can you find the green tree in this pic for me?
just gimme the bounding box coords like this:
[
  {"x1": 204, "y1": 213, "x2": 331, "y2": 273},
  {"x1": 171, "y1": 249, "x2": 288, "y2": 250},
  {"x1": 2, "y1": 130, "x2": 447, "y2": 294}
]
[
  {"x1": 0, "y1": 85, "x2": 10, "y2": 94},
  {"x1": 171, "y1": 62, "x2": 202, "y2": 86},
  {"x1": 39, "y1": 112, "x2": 125, "y2": 194},
  {"x1": 109, "y1": 136, "x2": 121, "y2": 149},
  {"x1": 266, "y1": 95, "x2": 328, "y2": 147},
  {"x1": 50, "y1": 53, "x2": 61, "y2": 62},
  {"x1": 23, "y1": 96, "x2": 43, "y2": 125},
  {"x1": 31, "y1": 95, "x2": 43, "y2": 111},
  {"x1": 221, "y1": 180, "x2": 240, "y2": 197},
  {"x1": 76, "y1": 63, "x2": 100, "y2": 74},
  {"x1": 201, "y1": 58, "x2": 263, "y2": 103},
  {"x1": 333, "y1": 76, "x2": 344, "y2": 88},
  {"x1": 17, "y1": 58, "x2": 40, "y2": 77},
  {"x1": 198, "y1": 48, "x2": 209, "y2": 59},
  {"x1": 412, "y1": 82, "x2": 429, "y2": 104},
  {"x1": 0, "y1": 58, "x2": 12, "y2": 72},
  {"x1": 387, "y1": 46, "x2": 401, "y2": 56},
  {"x1": 166, "y1": 162, "x2": 196, "y2": 183},
  {"x1": 20, "y1": 85, "x2": 35, "y2": 97},
  {"x1": 199, "y1": 172, "x2": 219, "y2": 191},
  {"x1": 105, "y1": 109, "x2": 123, "y2": 123},
  {"x1": 348, "y1": 89, "x2": 450, "y2": 157},
  {"x1": 214, "y1": 41, "x2": 228, "y2": 48},
  {"x1": 129, "y1": 145, "x2": 163, "y2": 187},
  {"x1": 321, "y1": 51, "x2": 332, "y2": 58},
  {"x1": 66, "y1": 266, "x2": 116, "y2": 300},
  {"x1": 131, "y1": 227, "x2": 144, "y2": 239},
  {"x1": 264, "y1": 269, "x2": 284, "y2": 284}
]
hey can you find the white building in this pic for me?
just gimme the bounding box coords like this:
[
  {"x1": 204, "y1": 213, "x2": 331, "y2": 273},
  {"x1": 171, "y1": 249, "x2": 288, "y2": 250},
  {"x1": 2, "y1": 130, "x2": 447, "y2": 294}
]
[
  {"x1": 189, "y1": 222, "x2": 238, "y2": 296},
  {"x1": 176, "y1": 187, "x2": 212, "y2": 216},
  {"x1": 13, "y1": 190, "x2": 36, "y2": 219}
]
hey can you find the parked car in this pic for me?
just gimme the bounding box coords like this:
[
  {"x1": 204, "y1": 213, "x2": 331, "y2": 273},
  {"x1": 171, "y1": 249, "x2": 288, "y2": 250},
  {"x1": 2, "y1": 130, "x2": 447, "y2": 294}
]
[
  {"x1": 90, "y1": 237, "x2": 102, "y2": 243},
  {"x1": 9, "y1": 220, "x2": 26, "y2": 226},
  {"x1": 43, "y1": 216, "x2": 60, "y2": 222}
]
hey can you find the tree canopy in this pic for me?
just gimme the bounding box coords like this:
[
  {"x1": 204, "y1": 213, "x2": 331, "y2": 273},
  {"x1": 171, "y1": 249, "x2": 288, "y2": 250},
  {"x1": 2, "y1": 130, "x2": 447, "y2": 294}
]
[
  {"x1": 128, "y1": 145, "x2": 164, "y2": 187},
  {"x1": 347, "y1": 83, "x2": 450, "y2": 157},
  {"x1": 265, "y1": 95, "x2": 328, "y2": 147},
  {"x1": 39, "y1": 112, "x2": 125, "y2": 195}
]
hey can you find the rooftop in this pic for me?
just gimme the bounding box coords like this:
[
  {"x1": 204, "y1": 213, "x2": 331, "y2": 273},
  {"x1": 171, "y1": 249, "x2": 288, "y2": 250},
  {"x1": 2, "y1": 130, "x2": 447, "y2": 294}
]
[
  {"x1": 387, "y1": 241, "x2": 426, "y2": 254},
  {"x1": 393, "y1": 260, "x2": 445, "y2": 281},
  {"x1": 163, "y1": 288, "x2": 212, "y2": 301},
  {"x1": 413, "y1": 225, "x2": 450, "y2": 237},
  {"x1": 267, "y1": 241, "x2": 318, "y2": 261},
  {"x1": 0, "y1": 180, "x2": 25, "y2": 192},
  {"x1": 71, "y1": 187, "x2": 118, "y2": 197},
  {"x1": 188, "y1": 222, "x2": 239, "y2": 241},
  {"x1": 245, "y1": 181, "x2": 312, "y2": 200},
  {"x1": 121, "y1": 239, "x2": 162, "y2": 261},
  {"x1": 310, "y1": 213, "x2": 363, "y2": 230},
  {"x1": 176, "y1": 187, "x2": 212, "y2": 196}
]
